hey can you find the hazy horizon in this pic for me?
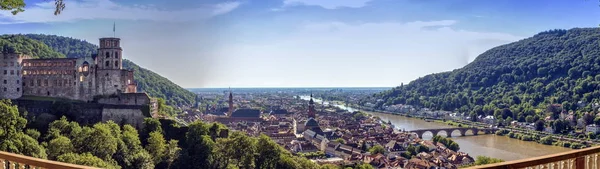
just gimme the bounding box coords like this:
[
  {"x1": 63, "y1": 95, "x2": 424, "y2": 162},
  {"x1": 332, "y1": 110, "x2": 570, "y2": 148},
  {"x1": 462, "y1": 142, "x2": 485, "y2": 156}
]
[{"x1": 2, "y1": 0, "x2": 599, "y2": 88}]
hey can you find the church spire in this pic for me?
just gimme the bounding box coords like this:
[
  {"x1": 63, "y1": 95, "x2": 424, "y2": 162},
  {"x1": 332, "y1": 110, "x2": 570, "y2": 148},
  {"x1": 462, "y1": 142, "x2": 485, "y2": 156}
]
[{"x1": 228, "y1": 87, "x2": 233, "y2": 116}]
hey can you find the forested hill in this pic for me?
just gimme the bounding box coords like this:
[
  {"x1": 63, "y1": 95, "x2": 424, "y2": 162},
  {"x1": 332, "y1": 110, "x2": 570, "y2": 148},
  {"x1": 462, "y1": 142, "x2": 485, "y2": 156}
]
[
  {"x1": 369, "y1": 28, "x2": 600, "y2": 121},
  {"x1": 1, "y1": 34, "x2": 196, "y2": 107}
]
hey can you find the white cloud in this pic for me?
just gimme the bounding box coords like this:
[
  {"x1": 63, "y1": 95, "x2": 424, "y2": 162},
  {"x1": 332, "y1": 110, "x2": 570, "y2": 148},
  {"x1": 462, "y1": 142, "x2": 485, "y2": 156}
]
[
  {"x1": 214, "y1": 20, "x2": 525, "y2": 87},
  {"x1": 0, "y1": 0, "x2": 241, "y2": 24},
  {"x1": 283, "y1": 0, "x2": 373, "y2": 9}
]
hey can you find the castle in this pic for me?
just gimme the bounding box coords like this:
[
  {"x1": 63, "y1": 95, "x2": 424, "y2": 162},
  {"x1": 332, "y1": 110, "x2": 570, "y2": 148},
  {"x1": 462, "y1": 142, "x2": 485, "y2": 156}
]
[{"x1": 0, "y1": 37, "x2": 155, "y2": 128}]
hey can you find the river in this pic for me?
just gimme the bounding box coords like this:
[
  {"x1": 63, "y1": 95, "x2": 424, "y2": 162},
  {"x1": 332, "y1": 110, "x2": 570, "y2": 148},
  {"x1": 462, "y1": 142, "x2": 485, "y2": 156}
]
[{"x1": 299, "y1": 96, "x2": 572, "y2": 161}]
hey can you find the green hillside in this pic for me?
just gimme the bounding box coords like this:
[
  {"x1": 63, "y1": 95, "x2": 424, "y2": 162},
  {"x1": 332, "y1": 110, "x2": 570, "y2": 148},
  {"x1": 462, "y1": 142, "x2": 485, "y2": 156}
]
[
  {"x1": 3, "y1": 34, "x2": 196, "y2": 107},
  {"x1": 0, "y1": 35, "x2": 64, "y2": 58},
  {"x1": 369, "y1": 28, "x2": 600, "y2": 122}
]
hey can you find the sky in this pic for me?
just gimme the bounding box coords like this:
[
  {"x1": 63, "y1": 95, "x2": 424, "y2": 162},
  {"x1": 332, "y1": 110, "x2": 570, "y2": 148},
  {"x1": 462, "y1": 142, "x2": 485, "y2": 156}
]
[{"x1": 1, "y1": 0, "x2": 600, "y2": 88}]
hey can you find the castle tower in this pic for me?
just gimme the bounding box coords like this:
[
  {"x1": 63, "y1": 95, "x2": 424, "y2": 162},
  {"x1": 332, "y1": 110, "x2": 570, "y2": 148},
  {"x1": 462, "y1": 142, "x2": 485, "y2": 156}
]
[
  {"x1": 308, "y1": 93, "x2": 315, "y2": 118},
  {"x1": 97, "y1": 38, "x2": 122, "y2": 70},
  {"x1": 228, "y1": 88, "x2": 233, "y2": 116},
  {"x1": 96, "y1": 37, "x2": 126, "y2": 96}
]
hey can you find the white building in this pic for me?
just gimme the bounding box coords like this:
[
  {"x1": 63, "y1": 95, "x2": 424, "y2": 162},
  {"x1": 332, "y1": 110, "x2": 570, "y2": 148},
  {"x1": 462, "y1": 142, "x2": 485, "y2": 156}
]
[{"x1": 586, "y1": 124, "x2": 600, "y2": 134}]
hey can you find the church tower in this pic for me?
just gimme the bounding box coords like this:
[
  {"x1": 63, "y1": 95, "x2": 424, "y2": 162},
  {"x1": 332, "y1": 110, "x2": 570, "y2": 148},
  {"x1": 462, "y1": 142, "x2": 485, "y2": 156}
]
[
  {"x1": 228, "y1": 88, "x2": 233, "y2": 116},
  {"x1": 308, "y1": 93, "x2": 315, "y2": 118}
]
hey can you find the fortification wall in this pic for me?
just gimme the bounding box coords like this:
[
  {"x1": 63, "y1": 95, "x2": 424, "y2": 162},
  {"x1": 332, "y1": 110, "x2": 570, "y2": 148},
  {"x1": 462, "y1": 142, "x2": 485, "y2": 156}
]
[
  {"x1": 13, "y1": 99, "x2": 149, "y2": 129},
  {"x1": 96, "y1": 93, "x2": 151, "y2": 106},
  {"x1": 0, "y1": 54, "x2": 28, "y2": 99},
  {"x1": 102, "y1": 106, "x2": 145, "y2": 129},
  {"x1": 96, "y1": 69, "x2": 124, "y2": 96}
]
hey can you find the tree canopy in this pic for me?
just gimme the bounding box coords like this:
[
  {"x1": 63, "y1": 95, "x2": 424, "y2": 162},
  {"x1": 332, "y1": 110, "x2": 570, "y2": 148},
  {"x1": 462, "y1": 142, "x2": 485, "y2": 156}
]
[{"x1": 0, "y1": 0, "x2": 64, "y2": 15}]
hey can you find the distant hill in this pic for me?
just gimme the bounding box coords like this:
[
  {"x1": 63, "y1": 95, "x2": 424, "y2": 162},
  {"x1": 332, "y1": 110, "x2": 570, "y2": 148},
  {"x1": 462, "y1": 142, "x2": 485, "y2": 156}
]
[
  {"x1": 2, "y1": 34, "x2": 196, "y2": 107},
  {"x1": 368, "y1": 28, "x2": 600, "y2": 121}
]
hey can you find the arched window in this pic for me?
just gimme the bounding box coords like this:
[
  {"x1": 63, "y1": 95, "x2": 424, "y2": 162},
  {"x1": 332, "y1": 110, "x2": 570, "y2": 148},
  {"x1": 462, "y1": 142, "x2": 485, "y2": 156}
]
[
  {"x1": 106, "y1": 52, "x2": 110, "y2": 58},
  {"x1": 82, "y1": 61, "x2": 89, "y2": 72},
  {"x1": 105, "y1": 61, "x2": 110, "y2": 67}
]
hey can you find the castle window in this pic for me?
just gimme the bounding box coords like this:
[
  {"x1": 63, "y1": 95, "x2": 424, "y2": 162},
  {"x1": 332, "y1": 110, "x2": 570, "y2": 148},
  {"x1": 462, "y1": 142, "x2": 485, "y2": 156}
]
[
  {"x1": 10, "y1": 62, "x2": 14, "y2": 66},
  {"x1": 78, "y1": 66, "x2": 82, "y2": 72},
  {"x1": 10, "y1": 70, "x2": 14, "y2": 75},
  {"x1": 58, "y1": 80, "x2": 62, "y2": 86},
  {"x1": 3, "y1": 88, "x2": 6, "y2": 92},
  {"x1": 44, "y1": 80, "x2": 48, "y2": 86},
  {"x1": 16, "y1": 71, "x2": 19, "y2": 76},
  {"x1": 115, "y1": 61, "x2": 119, "y2": 67},
  {"x1": 80, "y1": 75, "x2": 84, "y2": 82},
  {"x1": 106, "y1": 61, "x2": 110, "y2": 67},
  {"x1": 82, "y1": 62, "x2": 89, "y2": 72},
  {"x1": 3, "y1": 80, "x2": 6, "y2": 84},
  {"x1": 37, "y1": 80, "x2": 41, "y2": 86},
  {"x1": 16, "y1": 80, "x2": 19, "y2": 84},
  {"x1": 16, "y1": 88, "x2": 19, "y2": 92},
  {"x1": 30, "y1": 80, "x2": 33, "y2": 86},
  {"x1": 106, "y1": 52, "x2": 110, "y2": 58}
]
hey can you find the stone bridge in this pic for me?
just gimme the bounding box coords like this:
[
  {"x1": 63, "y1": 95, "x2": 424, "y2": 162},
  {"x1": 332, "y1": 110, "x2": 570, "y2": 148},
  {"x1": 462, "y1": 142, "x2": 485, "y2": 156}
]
[{"x1": 409, "y1": 127, "x2": 498, "y2": 139}]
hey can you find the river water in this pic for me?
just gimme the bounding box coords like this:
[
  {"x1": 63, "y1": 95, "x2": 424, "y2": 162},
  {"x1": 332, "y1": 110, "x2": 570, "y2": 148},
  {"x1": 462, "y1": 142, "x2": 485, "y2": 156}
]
[{"x1": 299, "y1": 96, "x2": 572, "y2": 161}]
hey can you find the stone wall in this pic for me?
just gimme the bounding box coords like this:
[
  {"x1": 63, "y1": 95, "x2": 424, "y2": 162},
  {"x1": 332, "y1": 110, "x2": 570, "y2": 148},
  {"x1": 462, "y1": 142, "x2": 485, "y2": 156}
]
[
  {"x1": 0, "y1": 54, "x2": 29, "y2": 99},
  {"x1": 96, "y1": 93, "x2": 151, "y2": 106},
  {"x1": 102, "y1": 106, "x2": 145, "y2": 129},
  {"x1": 13, "y1": 99, "x2": 149, "y2": 129}
]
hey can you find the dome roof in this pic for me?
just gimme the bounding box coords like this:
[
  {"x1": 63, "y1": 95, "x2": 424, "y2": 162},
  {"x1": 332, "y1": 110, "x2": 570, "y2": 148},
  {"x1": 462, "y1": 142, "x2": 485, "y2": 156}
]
[{"x1": 305, "y1": 118, "x2": 319, "y2": 127}]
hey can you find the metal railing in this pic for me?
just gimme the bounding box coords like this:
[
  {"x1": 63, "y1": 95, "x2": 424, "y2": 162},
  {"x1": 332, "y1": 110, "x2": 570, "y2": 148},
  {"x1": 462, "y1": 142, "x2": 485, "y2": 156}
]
[
  {"x1": 468, "y1": 146, "x2": 600, "y2": 169},
  {"x1": 0, "y1": 151, "x2": 99, "y2": 169}
]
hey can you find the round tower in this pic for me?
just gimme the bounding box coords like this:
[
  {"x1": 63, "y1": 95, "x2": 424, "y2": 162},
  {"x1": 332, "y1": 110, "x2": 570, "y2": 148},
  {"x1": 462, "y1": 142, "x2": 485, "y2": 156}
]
[{"x1": 97, "y1": 38, "x2": 122, "y2": 70}]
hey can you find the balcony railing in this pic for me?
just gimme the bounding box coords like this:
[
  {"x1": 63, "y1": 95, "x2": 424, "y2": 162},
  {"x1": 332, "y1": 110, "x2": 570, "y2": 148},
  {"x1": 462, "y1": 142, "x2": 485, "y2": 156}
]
[
  {"x1": 468, "y1": 146, "x2": 600, "y2": 169},
  {"x1": 0, "y1": 151, "x2": 99, "y2": 169}
]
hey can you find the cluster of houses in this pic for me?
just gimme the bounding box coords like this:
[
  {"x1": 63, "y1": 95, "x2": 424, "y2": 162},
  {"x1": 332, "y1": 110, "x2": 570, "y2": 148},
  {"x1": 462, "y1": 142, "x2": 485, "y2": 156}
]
[{"x1": 198, "y1": 92, "x2": 475, "y2": 168}]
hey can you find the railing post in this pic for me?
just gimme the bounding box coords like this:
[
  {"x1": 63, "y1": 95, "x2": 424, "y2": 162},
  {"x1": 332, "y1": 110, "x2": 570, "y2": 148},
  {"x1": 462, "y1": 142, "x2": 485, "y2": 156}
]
[
  {"x1": 0, "y1": 159, "x2": 4, "y2": 169},
  {"x1": 577, "y1": 157, "x2": 586, "y2": 169}
]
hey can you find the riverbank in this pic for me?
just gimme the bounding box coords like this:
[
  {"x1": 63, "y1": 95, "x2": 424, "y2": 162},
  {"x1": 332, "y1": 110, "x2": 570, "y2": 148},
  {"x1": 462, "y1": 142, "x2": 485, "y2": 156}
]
[{"x1": 352, "y1": 105, "x2": 594, "y2": 150}]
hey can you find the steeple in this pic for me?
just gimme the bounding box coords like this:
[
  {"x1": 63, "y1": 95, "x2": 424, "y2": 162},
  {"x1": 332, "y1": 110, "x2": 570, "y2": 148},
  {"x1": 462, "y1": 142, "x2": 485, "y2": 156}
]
[
  {"x1": 308, "y1": 92, "x2": 315, "y2": 118},
  {"x1": 228, "y1": 87, "x2": 233, "y2": 116}
]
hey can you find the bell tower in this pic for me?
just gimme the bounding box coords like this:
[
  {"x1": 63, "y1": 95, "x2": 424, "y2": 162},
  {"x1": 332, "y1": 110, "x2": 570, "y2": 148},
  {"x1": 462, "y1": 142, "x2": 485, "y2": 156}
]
[{"x1": 97, "y1": 38, "x2": 122, "y2": 70}]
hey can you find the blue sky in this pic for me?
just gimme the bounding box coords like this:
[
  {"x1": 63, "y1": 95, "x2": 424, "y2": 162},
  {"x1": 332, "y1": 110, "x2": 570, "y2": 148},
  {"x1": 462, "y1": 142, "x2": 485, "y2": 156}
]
[{"x1": 1, "y1": 0, "x2": 599, "y2": 88}]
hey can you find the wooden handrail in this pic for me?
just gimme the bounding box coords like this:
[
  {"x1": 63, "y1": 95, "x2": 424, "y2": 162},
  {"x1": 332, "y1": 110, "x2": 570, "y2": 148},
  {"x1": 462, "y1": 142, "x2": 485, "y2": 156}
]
[
  {"x1": 467, "y1": 146, "x2": 600, "y2": 169},
  {"x1": 0, "y1": 151, "x2": 100, "y2": 169}
]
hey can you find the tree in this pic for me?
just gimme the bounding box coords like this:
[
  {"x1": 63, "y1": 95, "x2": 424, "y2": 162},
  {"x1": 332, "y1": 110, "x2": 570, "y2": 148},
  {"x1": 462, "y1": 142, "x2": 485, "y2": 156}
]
[
  {"x1": 0, "y1": 0, "x2": 64, "y2": 15},
  {"x1": 47, "y1": 136, "x2": 75, "y2": 160},
  {"x1": 474, "y1": 156, "x2": 504, "y2": 165},
  {"x1": 583, "y1": 113, "x2": 595, "y2": 126},
  {"x1": 146, "y1": 131, "x2": 167, "y2": 165},
  {"x1": 334, "y1": 138, "x2": 346, "y2": 144},
  {"x1": 355, "y1": 163, "x2": 375, "y2": 169},
  {"x1": 369, "y1": 145, "x2": 385, "y2": 155},
  {"x1": 255, "y1": 135, "x2": 282, "y2": 169},
  {"x1": 535, "y1": 120, "x2": 545, "y2": 131},
  {"x1": 0, "y1": 100, "x2": 46, "y2": 159},
  {"x1": 526, "y1": 115, "x2": 535, "y2": 123},
  {"x1": 57, "y1": 153, "x2": 116, "y2": 169}
]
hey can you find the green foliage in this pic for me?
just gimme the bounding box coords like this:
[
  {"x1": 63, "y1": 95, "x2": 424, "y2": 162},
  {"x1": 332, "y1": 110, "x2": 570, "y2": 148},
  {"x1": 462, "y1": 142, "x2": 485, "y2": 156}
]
[
  {"x1": 474, "y1": 156, "x2": 505, "y2": 165},
  {"x1": 123, "y1": 60, "x2": 196, "y2": 107},
  {"x1": 0, "y1": 35, "x2": 64, "y2": 58},
  {"x1": 47, "y1": 136, "x2": 75, "y2": 160},
  {"x1": 1, "y1": 100, "x2": 317, "y2": 169},
  {"x1": 368, "y1": 145, "x2": 385, "y2": 154},
  {"x1": 0, "y1": 99, "x2": 47, "y2": 159},
  {"x1": 146, "y1": 131, "x2": 167, "y2": 164},
  {"x1": 57, "y1": 153, "x2": 118, "y2": 169},
  {"x1": 432, "y1": 135, "x2": 460, "y2": 151},
  {"x1": 370, "y1": 28, "x2": 600, "y2": 122}
]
